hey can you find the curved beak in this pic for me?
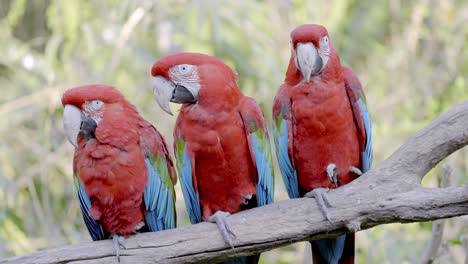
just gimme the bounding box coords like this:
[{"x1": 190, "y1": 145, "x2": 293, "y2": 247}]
[
  {"x1": 295, "y1": 42, "x2": 323, "y2": 83},
  {"x1": 63, "y1": 105, "x2": 83, "y2": 148},
  {"x1": 63, "y1": 105, "x2": 98, "y2": 148},
  {"x1": 152, "y1": 76, "x2": 197, "y2": 115}
]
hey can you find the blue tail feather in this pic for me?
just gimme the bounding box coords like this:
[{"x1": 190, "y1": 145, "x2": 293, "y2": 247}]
[{"x1": 311, "y1": 234, "x2": 354, "y2": 264}]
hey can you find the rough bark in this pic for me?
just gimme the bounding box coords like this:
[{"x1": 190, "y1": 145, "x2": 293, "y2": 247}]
[
  {"x1": 419, "y1": 161, "x2": 453, "y2": 264},
  {"x1": 2, "y1": 102, "x2": 467, "y2": 264}
]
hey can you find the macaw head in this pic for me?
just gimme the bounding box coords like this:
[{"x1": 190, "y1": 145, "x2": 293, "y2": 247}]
[
  {"x1": 286, "y1": 24, "x2": 341, "y2": 84},
  {"x1": 62, "y1": 85, "x2": 139, "y2": 148},
  {"x1": 150, "y1": 52, "x2": 240, "y2": 115}
]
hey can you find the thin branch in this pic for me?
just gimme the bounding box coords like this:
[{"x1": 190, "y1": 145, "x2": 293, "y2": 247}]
[
  {"x1": 103, "y1": 1, "x2": 156, "y2": 80},
  {"x1": 420, "y1": 161, "x2": 453, "y2": 264},
  {"x1": 0, "y1": 87, "x2": 61, "y2": 115},
  {"x1": 1, "y1": 102, "x2": 467, "y2": 264}
]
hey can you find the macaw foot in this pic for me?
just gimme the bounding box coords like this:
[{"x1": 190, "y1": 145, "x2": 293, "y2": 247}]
[
  {"x1": 326, "y1": 163, "x2": 339, "y2": 187},
  {"x1": 111, "y1": 234, "x2": 127, "y2": 262},
  {"x1": 208, "y1": 210, "x2": 237, "y2": 248},
  {"x1": 304, "y1": 188, "x2": 332, "y2": 223},
  {"x1": 349, "y1": 166, "x2": 363, "y2": 176}
]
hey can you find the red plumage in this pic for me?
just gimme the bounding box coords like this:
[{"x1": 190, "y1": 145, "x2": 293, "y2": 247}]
[
  {"x1": 175, "y1": 97, "x2": 259, "y2": 220},
  {"x1": 274, "y1": 24, "x2": 371, "y2": 264},
  {"x1": 274, "y1": 73, "x2": 361, "y2": 191},
  {"x1": 151, "y1": 53, "x2": 270, "y2": 220},
  {"x1": 273, "y1": 24, "x2": 365, "y2": 193},
  {"x1": 164, "y1": 54, "x2": 257, "y2": 219},
  {"x1": 151, "y1": 53, "x2": 273, "y2": 263},
  {"x1": 63, "y1": 85, "x2": 176, "y2": 236},
  {"x1": 73, "y1": 141, "x2": 147, "y2": 235}
]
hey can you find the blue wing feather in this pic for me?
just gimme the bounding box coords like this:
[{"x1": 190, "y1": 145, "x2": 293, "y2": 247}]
[
  {"x1": 343, "y1": 66, "x2": 373, "y2": 173},
  {"x1": 274, "y1": 118, "x2": 300, "y2": 199},
  {"x1": 176, "y1": 141, "x2": 202, "y2": 224},
  {"x1": 250, "y1": 131, "x2": 274, "y2": 206},
  {"x1": 143, "y1": 157, "x2": 176, "y2": 231},
  {"x1": 75, "y1": 177, "x2": 106, "y2": 241},
  {"x1": 237, "y1": 100, "x2": 274, "y2": 207},
  {"x1": 358, "y1": 99, "x2": 373, "y2": 173}
]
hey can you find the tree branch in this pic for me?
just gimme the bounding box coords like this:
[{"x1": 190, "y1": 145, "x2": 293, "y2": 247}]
[
  {"x1": 2, "y1": 102, "x2": 467, "y2": 264},
  {"x1": 419, "y1": 161, "x2": 453, "y2": 264}
]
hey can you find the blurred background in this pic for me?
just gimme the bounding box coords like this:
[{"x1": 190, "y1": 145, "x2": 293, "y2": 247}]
[{"x1": 0, "y1": 0, "x2": 467, "y2": 263}]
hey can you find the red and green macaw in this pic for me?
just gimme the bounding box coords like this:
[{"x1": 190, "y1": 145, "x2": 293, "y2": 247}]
[
  {"x1": 273, "y1": 24, "x2": 372, "y2": 264},
  {"x1": 62, "y1": 85, "x2": 176, "y2": 261},
  {"x1": 151, "y1": 53, "x2": 274, "y2": 263}
]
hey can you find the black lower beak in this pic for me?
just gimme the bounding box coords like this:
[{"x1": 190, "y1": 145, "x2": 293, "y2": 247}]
[
  {"x1": 79, "y1": 115, "x2": 97, "y2": 141},
  {"x1": 170, "y1": 85, "x2": 196, "y2": 104}
]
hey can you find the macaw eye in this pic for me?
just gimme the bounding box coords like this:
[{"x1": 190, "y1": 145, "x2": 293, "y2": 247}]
[
  {"x1": 178, "y1": 64, "x2": 194, "y2": 75},
  {"x1": 322, "y1": 36, "x2": 329, "y2": 45},
  {"x1": 90, "y1": 100, "x2": 104, "y2": 110}
]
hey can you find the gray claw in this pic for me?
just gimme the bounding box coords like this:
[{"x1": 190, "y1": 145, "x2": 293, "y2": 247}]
[
  {"x1": 208, "y1": 211, "x2": 236, "y2": 248},
  {"x1": 326, "y1": 163, "x2": 339, "y2": 187},
  {"x1": 304, "y1": 188, "x2": 332, "y2": 223},
  {"x1": 349, "y1": 166, "x2": 363, "y2": 176}
]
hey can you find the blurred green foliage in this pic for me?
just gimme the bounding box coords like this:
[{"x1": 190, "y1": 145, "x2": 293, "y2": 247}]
[{"x1": 0, "y1": 0, "x2": 467, "y2": 263}]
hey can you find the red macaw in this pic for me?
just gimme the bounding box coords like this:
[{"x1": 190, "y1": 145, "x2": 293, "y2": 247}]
[
  {"x1": 62, "y1": 85, "x2": 177, "y2": 261},
  {"x1": 151, "y1": 53, "x2": 274, "y2": 264},
  {"x1": 273, "y1": 24, "x2": 372, "y2": 264}
]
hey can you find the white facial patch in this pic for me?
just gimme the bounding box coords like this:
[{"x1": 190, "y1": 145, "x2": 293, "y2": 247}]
[
  {"x1": 83, "y1": 101, "x2": 104, "y2": 124},
  {"x1": 168, "y1": 64, "x2": 201, "y2": 101},
  {"x1": 318, "y1": 36, "x2": 330, "y2": 72}
]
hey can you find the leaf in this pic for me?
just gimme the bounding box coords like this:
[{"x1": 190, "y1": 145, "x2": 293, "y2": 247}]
[{"x1": 448, "y1": 238, "x2": 462, "y2": 245}]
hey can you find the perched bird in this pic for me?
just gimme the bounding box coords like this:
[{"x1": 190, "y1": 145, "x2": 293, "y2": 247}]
[
  {"x1": 151, "y1": 53, "x2": 274, "y2": 264},
  {"x1": 273, "y1": 24, "x2": 372, "y2": 264},
  {"x1": 62, "y1": 85, "x2": 177, "y2": 261}
]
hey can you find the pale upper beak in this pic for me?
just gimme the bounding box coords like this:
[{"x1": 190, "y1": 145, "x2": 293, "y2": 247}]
[
  {"x1": 63, "y1": 105, "x2": 82, "y2": 148},
  {"x1": 295, "y1": 42, "x2": 323, "y2": 83},
  {"x1": 152, "y1": 76, "x2": 197, "y2": 115},
  {"x1": 63, "y1": 105, "x2": 97, "y2": 148}
]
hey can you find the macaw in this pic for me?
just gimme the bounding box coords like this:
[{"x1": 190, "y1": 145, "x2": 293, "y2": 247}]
[
  {"x1": 151, "y1": 53, "x2": 274, "y2": 264},
  {"x1": 62, "y1": 85, "x2": 177, "y2": 261},
  {"x1": 273, "y1": 24, "x2": 372, "y2": 264}
]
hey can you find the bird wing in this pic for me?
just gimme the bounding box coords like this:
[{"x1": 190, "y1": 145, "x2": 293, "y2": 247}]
[
  {"x1": 272, "y1": 86, "x2": 300, "y2": 198},
  {"x1": 238, "y1": 97, "x2": 275, "y2": 206},
  {"x1": 73, "y1": 171, "x2": 107, "y2": 241},
  {"x1": 174, "y1": 131, "x2": 202, "y2": 224},
  {"x1": 343, "y1": 66, "x2": 373, "y2": 173},
  {"x1": 140, "y1": 124, "x2": 177, "y2": 231}
]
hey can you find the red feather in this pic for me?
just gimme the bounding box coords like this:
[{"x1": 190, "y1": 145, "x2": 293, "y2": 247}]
[
  {"x1": 175, "y1": 99, "x2": 257, "y2": 220},
  {"x1": 274, "y1": 24, "x2": 370, "y2": 264},
  {"x1": 66, "y1": 85, "x2": 175, "y2": 236},
  {"x1": 160, "y1": 53, "x2": 261, "y2": 220}
]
